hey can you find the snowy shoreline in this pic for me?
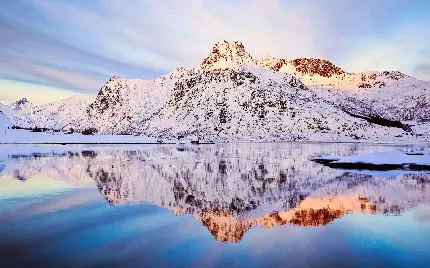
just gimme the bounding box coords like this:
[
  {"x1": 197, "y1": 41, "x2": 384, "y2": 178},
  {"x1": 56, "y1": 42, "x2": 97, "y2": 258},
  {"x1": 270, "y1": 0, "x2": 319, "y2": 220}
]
[
  {"x1": 313, "y1": 151, "x2": 430, "y2": 173},
  {"x1": 1, "y1": 140, "x2": 430, "y2": 146},
  {"x1": 1, "y1": 129, "x2": 430, "y2": 145}
]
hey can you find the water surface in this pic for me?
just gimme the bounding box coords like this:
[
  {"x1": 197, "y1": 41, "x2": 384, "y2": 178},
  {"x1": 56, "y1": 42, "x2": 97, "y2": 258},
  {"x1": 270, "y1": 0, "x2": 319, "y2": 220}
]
[{"x1": 1, "y1": 143, "x2": 430, "y2": 267}]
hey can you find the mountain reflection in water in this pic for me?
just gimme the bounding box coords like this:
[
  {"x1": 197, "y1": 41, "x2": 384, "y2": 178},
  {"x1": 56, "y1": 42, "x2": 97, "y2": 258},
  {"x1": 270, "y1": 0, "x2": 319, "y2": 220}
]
[{"x1": 1, "y1": 143, "x2": 430, "y2": 243}]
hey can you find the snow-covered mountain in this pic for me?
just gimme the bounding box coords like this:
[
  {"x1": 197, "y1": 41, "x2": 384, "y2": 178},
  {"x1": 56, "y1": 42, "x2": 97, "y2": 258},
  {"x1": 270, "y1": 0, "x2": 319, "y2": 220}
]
[
  {"x1": 76, "y1": 41, "x2": 424, "y2": 141},
  {"x1": 0, "y1": 95, "x2": 88, "y2": 129},
  {"x1": 0, "y1": 98, "x2": 37, "y2": 128},
  {"x1": 2, "y1": 40, "x2": 429, "y2": 141}
]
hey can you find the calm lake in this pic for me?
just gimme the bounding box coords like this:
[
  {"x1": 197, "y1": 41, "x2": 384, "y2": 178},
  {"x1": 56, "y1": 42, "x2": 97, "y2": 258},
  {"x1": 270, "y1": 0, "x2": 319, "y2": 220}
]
[{"x1": 1, "y1": 143, "x2": 430, "y2": 267}]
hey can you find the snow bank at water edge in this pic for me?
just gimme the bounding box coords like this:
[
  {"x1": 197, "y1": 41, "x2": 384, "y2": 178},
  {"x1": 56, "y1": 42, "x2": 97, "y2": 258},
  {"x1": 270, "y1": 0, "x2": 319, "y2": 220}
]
[
  {"x1": 313, "y1": 151, "x2": 430, "y2": 172},
  {"x1": 0, "y1": 129, "x2": 175, "y2": 144}
]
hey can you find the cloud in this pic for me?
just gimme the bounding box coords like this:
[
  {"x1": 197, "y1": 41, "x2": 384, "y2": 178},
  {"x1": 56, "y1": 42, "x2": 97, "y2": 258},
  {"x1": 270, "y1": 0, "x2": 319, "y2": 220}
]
[
  {"x1": 22, "y1": 0, "x2": 429, "y2": 69},
  {"x1": 0, "y1": 0, "x2": 429, "y2": 104},
  {"x1": 0, "y1": 79, "x2": 93, "y2": 105},
  {"x1": 340, "y1": 20, "x2": 430, "y2": 74},
  {"x1": 413, "y1": 63, "x2": 430, "y2": 80},
  {"x1": 0, "y1": 60, "x2": 105, "y2": 94}
]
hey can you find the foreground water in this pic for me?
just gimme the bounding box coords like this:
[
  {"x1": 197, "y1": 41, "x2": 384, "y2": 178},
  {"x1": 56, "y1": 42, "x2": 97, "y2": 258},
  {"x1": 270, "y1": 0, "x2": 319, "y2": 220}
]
[{"x1": 0, "y1": 143, "x2": 430, "y2": 267}]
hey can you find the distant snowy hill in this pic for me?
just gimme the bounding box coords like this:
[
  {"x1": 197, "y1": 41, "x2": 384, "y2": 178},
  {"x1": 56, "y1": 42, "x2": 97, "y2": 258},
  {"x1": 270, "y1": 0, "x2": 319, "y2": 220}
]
[
  {"x1": 0, "y1": 96, "x2": 88, "y2": 129},
  {"x1": 2, "y1": 40, "x2": 429, "y2": 142},
  {"x1": 0, "y1": 98, "x2": 36, "y2": 128}
]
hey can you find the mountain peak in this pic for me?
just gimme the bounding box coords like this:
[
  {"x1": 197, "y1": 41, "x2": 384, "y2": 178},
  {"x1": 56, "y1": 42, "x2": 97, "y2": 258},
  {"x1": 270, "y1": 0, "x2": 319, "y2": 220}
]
[
  {"x1": 9, "y1": 97, "x2": 34, "y2": 111},
  {"x1": 199, "y1": 40, "x2": 256, "y2": 70},
  {"x1": 108, "y1": 76, "x2": 122, "y2": 82},
  {"x1": 16, "y1": 98, "x2": 29, "y2": 105}
]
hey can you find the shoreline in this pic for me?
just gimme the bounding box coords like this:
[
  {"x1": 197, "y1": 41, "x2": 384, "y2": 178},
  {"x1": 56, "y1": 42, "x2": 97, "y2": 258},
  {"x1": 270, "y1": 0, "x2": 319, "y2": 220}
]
[{"x1": 1, "y1": 141, "x2": 429, "y2": 146}]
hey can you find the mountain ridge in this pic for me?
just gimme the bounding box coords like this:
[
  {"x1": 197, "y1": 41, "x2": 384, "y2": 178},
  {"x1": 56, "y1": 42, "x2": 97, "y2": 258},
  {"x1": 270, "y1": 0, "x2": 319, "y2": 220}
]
[{"x1": 0, "y1": 95, "x2": 88, "y2": 129}]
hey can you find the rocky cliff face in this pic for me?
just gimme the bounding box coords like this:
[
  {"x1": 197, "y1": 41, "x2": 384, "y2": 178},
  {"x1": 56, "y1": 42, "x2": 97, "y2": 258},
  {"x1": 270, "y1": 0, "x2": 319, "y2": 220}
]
[
  {"x1": 200, "y1": 41, "x2": 257, "y2": 70},
  {"x1": 258, "y1": 56, "x2": 346, "y2": 77}
]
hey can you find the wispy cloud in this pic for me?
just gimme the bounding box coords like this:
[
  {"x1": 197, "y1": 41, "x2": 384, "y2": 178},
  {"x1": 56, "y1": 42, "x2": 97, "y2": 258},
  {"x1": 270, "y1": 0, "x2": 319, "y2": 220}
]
[
  {"x1": 0, "y1": 0, "x2": 429, "y2": 104},
  {"x1": 0, "y1": 60, "x2": 104, "y2": 93},
  {"x1": 413, "y1": 63, "x2": 430, "y2": 80},
  {"x1": 341, "y1": 20, "x2": 430, "y2": 74},
  {"x1": 0, "y1": 79, "x2": 94, "y2": 105}
]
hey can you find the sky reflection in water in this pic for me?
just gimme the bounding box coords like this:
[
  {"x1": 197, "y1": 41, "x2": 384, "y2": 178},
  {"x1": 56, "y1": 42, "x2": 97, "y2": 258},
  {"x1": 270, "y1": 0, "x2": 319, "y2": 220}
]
[{"x1": 0, "y1": 143, "x2": 430, "y2": 267}]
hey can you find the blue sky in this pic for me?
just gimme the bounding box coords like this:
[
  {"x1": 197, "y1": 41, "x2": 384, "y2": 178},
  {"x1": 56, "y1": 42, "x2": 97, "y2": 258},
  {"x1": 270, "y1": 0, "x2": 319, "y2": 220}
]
[{"x1": 1, "y1": 0, "x2": 429, "y2": 104}]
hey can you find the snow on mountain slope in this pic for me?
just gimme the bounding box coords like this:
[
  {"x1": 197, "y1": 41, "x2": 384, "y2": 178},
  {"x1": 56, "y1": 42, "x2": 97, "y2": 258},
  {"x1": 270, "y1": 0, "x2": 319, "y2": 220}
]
[
  {"x1": 308, "y1": 71, "x2": 430, "y2": 122},
  {"x1": 77, "y1": 41, "x2": 415, "y2": 141},
  {"x1": 311, "y1": 82, "x2": 430, "y2": 123},
  {"x1": 257, "y1": 56, "x2": 430, "y2": 122},
  {"x1": 0, "y1": 98, "x2": 37, "y2": 128},
  {"x1": 135, "y1": 67, "x2": 410, "y2": 141},
  {"x1": 0, "y1": 111, "x2": 12, "y2": 129},
  {"x1": 0, "y1": 96, "x2": 88, "y2": 129},
  {"x1": 81, "y1": 72, "x2": 182, "y2": 134},
  {"x1": 80, "y1": 67, "x2": 409, "y2": 141},
  {"x1": 35, "y1": 95, "x2": 89, "y2": 129}
]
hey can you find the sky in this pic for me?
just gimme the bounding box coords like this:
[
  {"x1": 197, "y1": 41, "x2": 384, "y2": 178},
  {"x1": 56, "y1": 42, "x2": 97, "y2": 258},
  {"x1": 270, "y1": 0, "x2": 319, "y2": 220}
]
[{"x1": 0, "y1": 0, "x2": 429, "y2": 105}]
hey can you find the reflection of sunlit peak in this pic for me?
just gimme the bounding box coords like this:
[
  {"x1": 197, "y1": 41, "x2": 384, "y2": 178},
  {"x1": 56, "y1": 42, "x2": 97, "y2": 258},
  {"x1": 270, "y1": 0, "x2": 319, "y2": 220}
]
[
  {"x1": 191, "y1": 194, "x2": 409, "y2": 242},
  {"x1": 198, "y1": 212, "x2": 252, "y2": 243}
]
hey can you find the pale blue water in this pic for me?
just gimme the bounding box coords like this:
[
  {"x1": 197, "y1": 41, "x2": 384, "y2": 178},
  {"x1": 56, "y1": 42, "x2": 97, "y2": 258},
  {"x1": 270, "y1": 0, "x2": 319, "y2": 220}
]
[{"x1": 0, "y1": 143, "x2": 429, "y2": 267}]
